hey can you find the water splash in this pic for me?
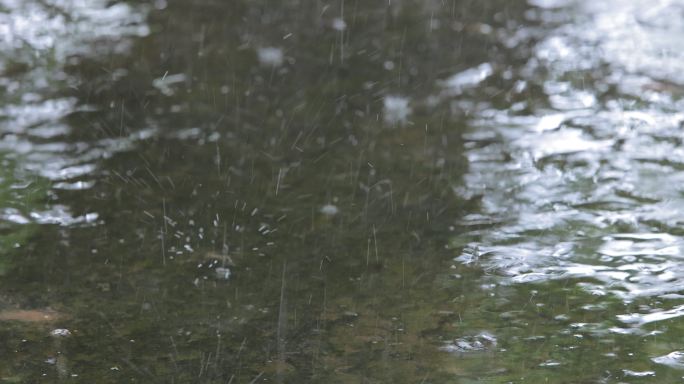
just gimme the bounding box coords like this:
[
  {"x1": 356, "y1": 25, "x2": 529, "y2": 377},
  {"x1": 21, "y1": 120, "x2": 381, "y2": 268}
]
[
  {"x1": 440, "y1": 63, "x2": 493, "y2": 95},
  {"x1": 257, "y1": 47, "x2": 284, "y2": 66},
  {"x1": 383, "y1": 95, "x2": 411, "y2": 124}
]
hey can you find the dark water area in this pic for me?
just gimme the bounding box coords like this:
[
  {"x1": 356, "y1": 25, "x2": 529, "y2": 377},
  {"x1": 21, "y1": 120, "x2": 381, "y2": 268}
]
[{"x1": 3, "y1": 0, "x2": 684, "y2": 382}]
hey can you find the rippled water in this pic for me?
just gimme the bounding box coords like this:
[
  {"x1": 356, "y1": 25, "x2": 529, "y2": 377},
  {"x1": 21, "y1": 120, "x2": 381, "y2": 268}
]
[
  {"x1": 450, "y1": 0, "x2": 684, "y2": 378},
  {"x1": 0, "y1": 0, "x2": 150, "y2": 229},
  {"x1": 3, "y1": 0, "x2": 684, "y2": 382},
  {"x1": 460, "y1": 0, "x2": 684, "y2": 319}
]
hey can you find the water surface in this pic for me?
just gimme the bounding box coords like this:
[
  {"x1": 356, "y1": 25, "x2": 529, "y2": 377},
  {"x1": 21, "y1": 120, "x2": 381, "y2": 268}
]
[{"x1": 2, "y1": 0, "x2": 684, "y2": 382}]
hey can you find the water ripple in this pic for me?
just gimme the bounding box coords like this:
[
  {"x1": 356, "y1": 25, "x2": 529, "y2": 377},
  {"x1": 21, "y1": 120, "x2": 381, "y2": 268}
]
[
  {"x1": 0, "y1": 0, "x2": 149, "y2": 227},
  {"x1": 452, "y1": 0, "x2": 684, "y2": 337}
]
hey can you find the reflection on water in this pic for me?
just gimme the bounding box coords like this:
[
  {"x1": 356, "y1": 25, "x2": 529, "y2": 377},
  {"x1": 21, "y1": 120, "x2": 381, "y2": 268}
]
[
  {"x1": 4, "y1": 0, "x2": 684, "y2": 382},
  {"x1": 452, "y1": 0, "x2": 684, "y2": 378},
  {"x1": 0, "y1": 0, "x2": 150, "y2": 228},
  {"x1": 457, "y1": 0, "x2": 684, "y2": 301}
]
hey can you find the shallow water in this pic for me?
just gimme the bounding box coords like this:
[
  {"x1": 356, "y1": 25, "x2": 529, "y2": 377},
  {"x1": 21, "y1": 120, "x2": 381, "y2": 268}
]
[{"x1": 3, "y1": 0, "x2": 684, "y2": 382}]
